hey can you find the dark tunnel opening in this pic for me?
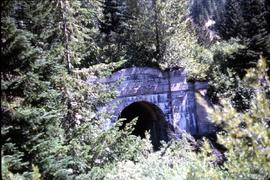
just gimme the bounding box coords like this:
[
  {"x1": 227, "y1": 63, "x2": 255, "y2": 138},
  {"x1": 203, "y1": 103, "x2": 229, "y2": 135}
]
[{"x1": 119, "y1": 101, "x2": 169, "y2": 150}]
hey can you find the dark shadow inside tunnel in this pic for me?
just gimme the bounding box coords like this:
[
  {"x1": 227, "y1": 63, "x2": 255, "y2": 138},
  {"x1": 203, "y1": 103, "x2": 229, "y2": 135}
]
[{"x1": 119, "y1": 101, "x2": 170, "y2": 150}]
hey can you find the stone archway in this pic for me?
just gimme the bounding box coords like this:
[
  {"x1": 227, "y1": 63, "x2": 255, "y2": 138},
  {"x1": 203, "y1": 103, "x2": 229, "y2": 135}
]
[
  {"x1": 87, "y1": 67, "x2": 216, "y2": 139},
  {"x1": 119, "y1": 101, "x2": 170, "y2": 149}
]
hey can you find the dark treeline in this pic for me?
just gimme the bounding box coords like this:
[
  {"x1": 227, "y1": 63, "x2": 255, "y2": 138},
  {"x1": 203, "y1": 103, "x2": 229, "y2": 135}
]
[{"x1": 1, "y1": 0, "x2": 270, "y2": 179}]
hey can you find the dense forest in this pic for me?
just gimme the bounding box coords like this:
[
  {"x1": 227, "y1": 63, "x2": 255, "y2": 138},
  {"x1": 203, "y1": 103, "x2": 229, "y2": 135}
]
[{"x1": 1, "y1": 0, "x2": 270, "y2": 179}]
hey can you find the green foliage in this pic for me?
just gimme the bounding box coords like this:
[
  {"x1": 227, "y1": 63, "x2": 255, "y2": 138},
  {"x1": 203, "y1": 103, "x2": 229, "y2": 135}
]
[
  {"x1": 32, "y1": 165, "x2": 41, "y2": 180},
  {"x1": 102, "y1": 57, "x2": 270, "y2": 180},
  {"x1": 1, "y1": 0, "x2": 102, "y2": 178},
  {"x1": 154, "y1": 0, "x2": 216, "y2": 81},
  {"x1": 85, "y1": 60, "x2": 127, "y2": 77},
  {"x1": 105, "y1": 134, "x2": 222, "y2": 179},
  {"x1": 207, "y1": 40, "x2": 249, "y2": 102},
  {"x1": 209, "y1": 57, "x2": 270, "y2": 179},
  {"x1": 2, "y1": 0, "x2": 270, "y2": 179},
  {"x1": 2, "y1": 152, "x2": 42, "y2": 179},
  {"x1": 96, "y1": 0, "x2": 128, "y2": 65},
  {"x1": 216, "y1": 0, "x2": 270, "y2": 71}
]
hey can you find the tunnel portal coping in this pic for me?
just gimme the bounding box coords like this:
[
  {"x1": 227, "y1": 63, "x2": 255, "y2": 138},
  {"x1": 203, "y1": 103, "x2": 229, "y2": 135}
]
[{"x1": 86, "y1": 66, "x2": 213, "y2": 137}]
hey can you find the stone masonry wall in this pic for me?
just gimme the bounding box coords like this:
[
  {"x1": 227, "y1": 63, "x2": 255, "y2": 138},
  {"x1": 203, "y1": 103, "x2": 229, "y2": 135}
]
[{"x1": 87, "y1": 67, "x2": 216, "y2": 137}]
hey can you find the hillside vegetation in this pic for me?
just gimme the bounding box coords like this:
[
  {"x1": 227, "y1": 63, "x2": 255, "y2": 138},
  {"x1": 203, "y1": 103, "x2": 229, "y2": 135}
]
[{"x1": 1, "y1": 0, "x2": 270, "y2": 179}]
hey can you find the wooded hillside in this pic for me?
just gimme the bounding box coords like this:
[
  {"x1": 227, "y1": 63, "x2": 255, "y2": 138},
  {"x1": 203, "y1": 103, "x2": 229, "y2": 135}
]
[{"x1": 1, "y1": 0, "x2": 270, "y2": 179}]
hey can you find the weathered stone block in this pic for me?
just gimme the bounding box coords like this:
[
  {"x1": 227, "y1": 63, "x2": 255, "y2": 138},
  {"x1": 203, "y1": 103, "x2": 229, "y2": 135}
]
[{"x1": 87, "y1": 67, "x2": 215, "y2": 138}]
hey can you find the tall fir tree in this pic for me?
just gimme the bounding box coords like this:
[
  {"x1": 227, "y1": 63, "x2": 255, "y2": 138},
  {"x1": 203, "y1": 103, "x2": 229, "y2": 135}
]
[
  {"x1": 97, "y1": 0, "x2": 128, "y2": 64},
  {"x1": 1, "y1": 0, "x2": 102, "y2": 178},
  {"x1": 1, "y1": 1, "x2": 67, "y2": 178},
  {"x1": 216, "y1": 0, "x2": 270, "y2": 75}
]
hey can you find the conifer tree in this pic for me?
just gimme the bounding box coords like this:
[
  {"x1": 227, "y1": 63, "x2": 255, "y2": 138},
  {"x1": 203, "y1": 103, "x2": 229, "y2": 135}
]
[
  {"x1": 1, "y1": 1, "x2": 67, "y2": 177},
  {"x1": 216, "y1": 0, "x2": 270, "y2": 73},
  {"x1": 97, "y1": 0, "x2": 128, "y2": 64},
  {"x1": 210, "y1": 57, "x2": 270, "y2": 179},
  {"x1": 1, "y1": 0, "x2": 101, "y2": 178},
  {"x1": 217, "y1": 0, "x2": 242, "y2": 39},
  {"x1": 99, "y1": 0, "x2": 126, "y2": 35},
  {"x1": 124, "y1": 0, "x2": 159, "y2": 66},
  {"x1": 124, "y1": 0, "x2": 185, "y2": 67}
]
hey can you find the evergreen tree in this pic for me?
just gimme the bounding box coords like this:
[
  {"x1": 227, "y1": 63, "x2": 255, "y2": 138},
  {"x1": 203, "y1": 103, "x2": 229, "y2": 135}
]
[
  {"x1": 2, "y1": 0, "x2": 270, "y2": 179},
  {"x1": 97, "y1": 0, "x2": 128, "y2": 64},
  {"x1": 99, "y1": 0, "x2": 126, "y2": 35},
  {"x1": 1, "y1": 1, "x2": 67, "y2": 177},
  {"x1": 216, "y1": 0, "x2": 270, "y2": 74},
  {"x1": 240, "y1": 0, "x2": 269, "y2": 55},
  {"x1": 209, "y1": 57, "x2": 270, "y2": 179},
  {"x1": 124, "y1": 0, "x2": 161, "y2": 66},
  {"x1": 1, "y1": 0, "x2": 101, "y2": 178},
  {"x1": 217, "y1": 0, "x2": 242, "y2": 39}
]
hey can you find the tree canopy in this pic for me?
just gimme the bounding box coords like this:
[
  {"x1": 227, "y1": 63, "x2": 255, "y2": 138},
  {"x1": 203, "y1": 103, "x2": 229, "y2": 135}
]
[{"x1": 1, "y1": 0, "x2": 270, "y2": 179}]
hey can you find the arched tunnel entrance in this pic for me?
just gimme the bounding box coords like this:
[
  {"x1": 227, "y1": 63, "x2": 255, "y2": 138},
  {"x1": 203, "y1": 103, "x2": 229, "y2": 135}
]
[{"x1": 119, "y1": 101, "x2": 170, "y2": 149}]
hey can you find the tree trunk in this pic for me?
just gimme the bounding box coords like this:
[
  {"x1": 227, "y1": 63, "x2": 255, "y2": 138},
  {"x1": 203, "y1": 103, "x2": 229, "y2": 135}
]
[
  {"x1": 60, "y1": 0, "x2": 72, "y2": 74},
  {"x1": 153, "y1": 0, "x2": 161, "y2": 61},
  {"x1": 60, "y1": 0, "x2": 74, "y2": 131}
]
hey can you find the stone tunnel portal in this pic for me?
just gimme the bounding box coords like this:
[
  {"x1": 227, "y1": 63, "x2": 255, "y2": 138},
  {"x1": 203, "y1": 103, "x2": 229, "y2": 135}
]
[{"x1": 119, "y1": 101, "x2": 170, "y2": 149}]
